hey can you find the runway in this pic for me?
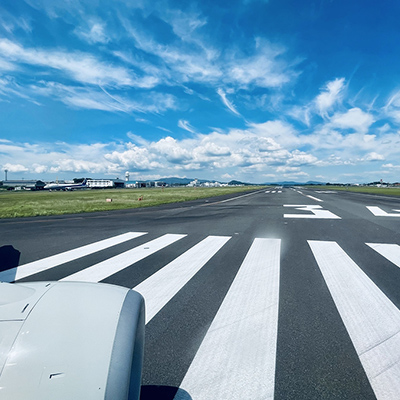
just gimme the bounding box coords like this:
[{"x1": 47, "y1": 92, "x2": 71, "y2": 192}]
[{"x1": 1, "y1": 187, "x2": 400, "y2": 399}]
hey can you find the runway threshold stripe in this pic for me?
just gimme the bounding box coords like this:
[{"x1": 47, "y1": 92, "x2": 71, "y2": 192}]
[
  {"x1": 175, "y1": 238, "x2": 281, "y2": 400},
  {"x1": 134, "y1": 235, "x2": 231, "y2": 324},
  {"x1": 366, "y1": 243, "x2": 400, "y2": 268},
  {"x1": 0, "y1": 232, "x2": 146, "y2": 283},
  {"x1": 309, "y1": 240, "x2": 400, "y2": 400},
  {"x1": 61, "y1": 234, "x2": 186, "y2": 283}
]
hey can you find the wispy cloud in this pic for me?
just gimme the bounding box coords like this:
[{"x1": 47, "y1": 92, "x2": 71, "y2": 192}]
[
  {"x1": 178, "y1": 120, "x2": 197, "y2": 134},
  {"x1": 315, "y1": 78, "x2": 346, "y2": 118},
  {"x1": 29, "y1": 82, "x2": 178, "y2": 114},
  {"x1": 217, "y1": 88, "x2": 241, "y2": 116},
  {"x1": 74, "y1": 19, "x2": 110, "y2": 44},
  {"x1": 0, "y1": 38, "x2": 154, "y2": 88}
]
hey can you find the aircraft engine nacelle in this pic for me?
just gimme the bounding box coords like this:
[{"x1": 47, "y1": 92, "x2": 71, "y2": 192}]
[{"x1": 0, "y1": 281, "x2": 145, "y2": 400}]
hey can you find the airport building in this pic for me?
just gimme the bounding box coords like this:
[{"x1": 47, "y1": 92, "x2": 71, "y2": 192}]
[
  {"x1": 0, "y1": 180, "x2": 46, "y2": 190},
  {"x1": 125, "y1": 181, "x2": 166, "y2": 188},
  {"x1": 86, "y1": 178, "x2": 125, "y2": 189}
]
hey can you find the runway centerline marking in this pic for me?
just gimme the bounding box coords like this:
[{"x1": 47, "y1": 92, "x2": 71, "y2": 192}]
[
  {"x1": 309, "y1": 240, "x2": 400, "y2": 400},
  {"x1": 175, "y1": 238, "x2": 280, "y2": 400},
  {"x1": 284, "y1": 205, "x2": 341, "y2": 219}
]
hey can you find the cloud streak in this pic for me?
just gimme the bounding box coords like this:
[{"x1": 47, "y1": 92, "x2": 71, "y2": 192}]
[
  {"x1": 217, "y1": 89, "x2": 241, "y2": 116},
  {"x1": 0, "y1": 38, "x2": 154, "y2": 88}
]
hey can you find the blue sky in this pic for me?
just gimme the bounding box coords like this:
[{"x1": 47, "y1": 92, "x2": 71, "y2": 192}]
[{"x1": 1, "y1": 0, "x2": 400, "y2": 183}]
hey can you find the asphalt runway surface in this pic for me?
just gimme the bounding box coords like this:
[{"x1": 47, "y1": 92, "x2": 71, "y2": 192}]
[{"x1": 1, "y1": 187, "x2": 400, "y2": 399}]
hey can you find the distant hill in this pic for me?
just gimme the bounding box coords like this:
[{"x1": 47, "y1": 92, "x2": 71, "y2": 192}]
[
  {"x1": 228, "y1": 180, "x2": 255, "y2": 186},
  {"x1": 155, "y1": 177, "x2": 326, "y2": 186},
  {"x1": 263, "y1": 180, "x2": 325, "y2": 186},
  {"x1": 158, "y1": 177, "x2": 259, "y2": 186},
  {"x1": 157, "y1": 177, "x2": 192, "y2": 185}
]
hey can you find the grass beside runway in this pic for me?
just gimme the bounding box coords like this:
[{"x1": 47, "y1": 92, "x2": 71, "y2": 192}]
[
  {"x1": 0, "y1": 186, "x2": 266, "y2": 218},
  {"x1": 308, "y1": 185, "x2": 400, "y2": 196}
]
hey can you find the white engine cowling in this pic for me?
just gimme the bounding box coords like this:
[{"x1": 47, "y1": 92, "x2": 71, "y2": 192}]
[{"x1": 0, "y1": 281, "x2": 145, "y2": 400}]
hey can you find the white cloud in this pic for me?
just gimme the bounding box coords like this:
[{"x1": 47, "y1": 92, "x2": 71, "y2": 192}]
[
  {"x1": 161, "y1": 9, "x2": 207, "y2": 43},
  {"x1": 0, "y1": 118, "x2": 321, "y2": 181},
  {"x1": 382, "y1": 163, "x2": 400, "y2": 169},
  {"x1": 120, "y1": 16, "x2": 296, "y2": 90},
  {"x1": 383, "y1": 90, "x2": 400, "y2": 123},
  {"x1": 74, "y1": 20, "x2": 110, "y2": 44},
  {"x1": 363, "y1": 152, "x2": 385, "y2": 161},
  {"x1": 226, "y1": 39, "x2": 294, "y2": 89},
  {"x1": 178, "y1": 120, "x2": 197, "y2": 134},
  {"x1": 29, "y1": 81, "x2": 177, "y2": 113},
  {"x1": 0, "y1": 10, "x2": 32, "y2": 34},
  {"x1": 150, "y1": 137, "x2": 191, "y2": 163},
  {"x1": 249, "y1": 120, "x2": 299, "y2": 149},
  {"x1": 0, "y1": 38, "x2": 153, "y2": 88},
  {"x1": 315, "y1": 78, "x2": 346, "y2": 118},
  {"x1": 0, "y1": 141, "x2": 122, "y2": 178},
  {"x1": 330, "y1": 107, "x2": 375, "y2": 134},
  {"x1": 217, "y1": 88, "x2": 240, "y2": 116},
  {"x1": 2, "y1": 163, "x2": 29, "y2": 173}
]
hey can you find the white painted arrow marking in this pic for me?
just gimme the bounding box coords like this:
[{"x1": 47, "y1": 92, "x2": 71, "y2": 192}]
[
  {"x1": 367, "y1": 206, "x2": 400, "y2": 217},
  {"x1": 284, "y1": 205, "x2": 341, "y2": 219},
  {"x1": 367, "y1": 243, "x2": 400, "y2": 268}
]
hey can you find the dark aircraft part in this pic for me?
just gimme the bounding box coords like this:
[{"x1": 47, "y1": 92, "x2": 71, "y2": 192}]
[{"x1": 0, "y1": 281, "x2": 145, "y2": 400}]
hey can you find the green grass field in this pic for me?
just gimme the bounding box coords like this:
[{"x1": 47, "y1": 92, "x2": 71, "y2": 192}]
[
  {"x1": 308, "y1": 185, "x2": 400, "y2": 196},
  {"x1": 0, "y1": 186, "x2": 265, "y2": 218}
]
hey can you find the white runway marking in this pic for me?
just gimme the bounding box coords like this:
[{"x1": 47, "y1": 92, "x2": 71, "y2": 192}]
[
  {"x1": 305, "y1": 195, "x2": 323, "y2": 202},
  {"x1": 309, "y1": 240, "x2": 400, "y2": 400},
  {"x1": 367, "y1": 206, "x2": 400, "y2": 217},
  {"x1": 284, "y1": 205, "x2": 341, "y2": 219},
  {"x1": 367, "y1": 243, "x2": 400, "y2": 268},
  {"x1": 175, "y1": 238, "x2": 281, "y2": 400},
  {"x1": 134, "y1": 235, "x2": 231, "y2": 323},
  {"x1": 61, "y1": 234, "x2": 186, "y2": 282},
  {"x1": 0, "y1": 232, "x2": 147, "y2": 283},
  {"x1": 216, "y1": 189, "x2": 265, "y2": 204}
]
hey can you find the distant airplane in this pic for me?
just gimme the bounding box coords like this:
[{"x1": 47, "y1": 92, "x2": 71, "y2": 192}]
[{"x1": 44, "y1": 179, "x2": 87, "y2": 191}]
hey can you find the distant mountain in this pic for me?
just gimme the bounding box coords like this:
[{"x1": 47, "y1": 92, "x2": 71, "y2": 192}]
[
  {"x1": 262, "y1": 180, "x2": 326, "y2": 186},
  {"x1": 157, "y1": 177, "x2": 192, "y2": 185},
  {"x1": 156, "y1": 177, "x2": 218, "y2": 185},
  {"x1": 228, "y1": 180, "x2": 255, "y2": 186},
  {"x1": 154, "y1": 177, "x2": 326, "y2": 186},
  {"x1": 305, "y1": 181, "x2": 326, "y2": 185}
]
